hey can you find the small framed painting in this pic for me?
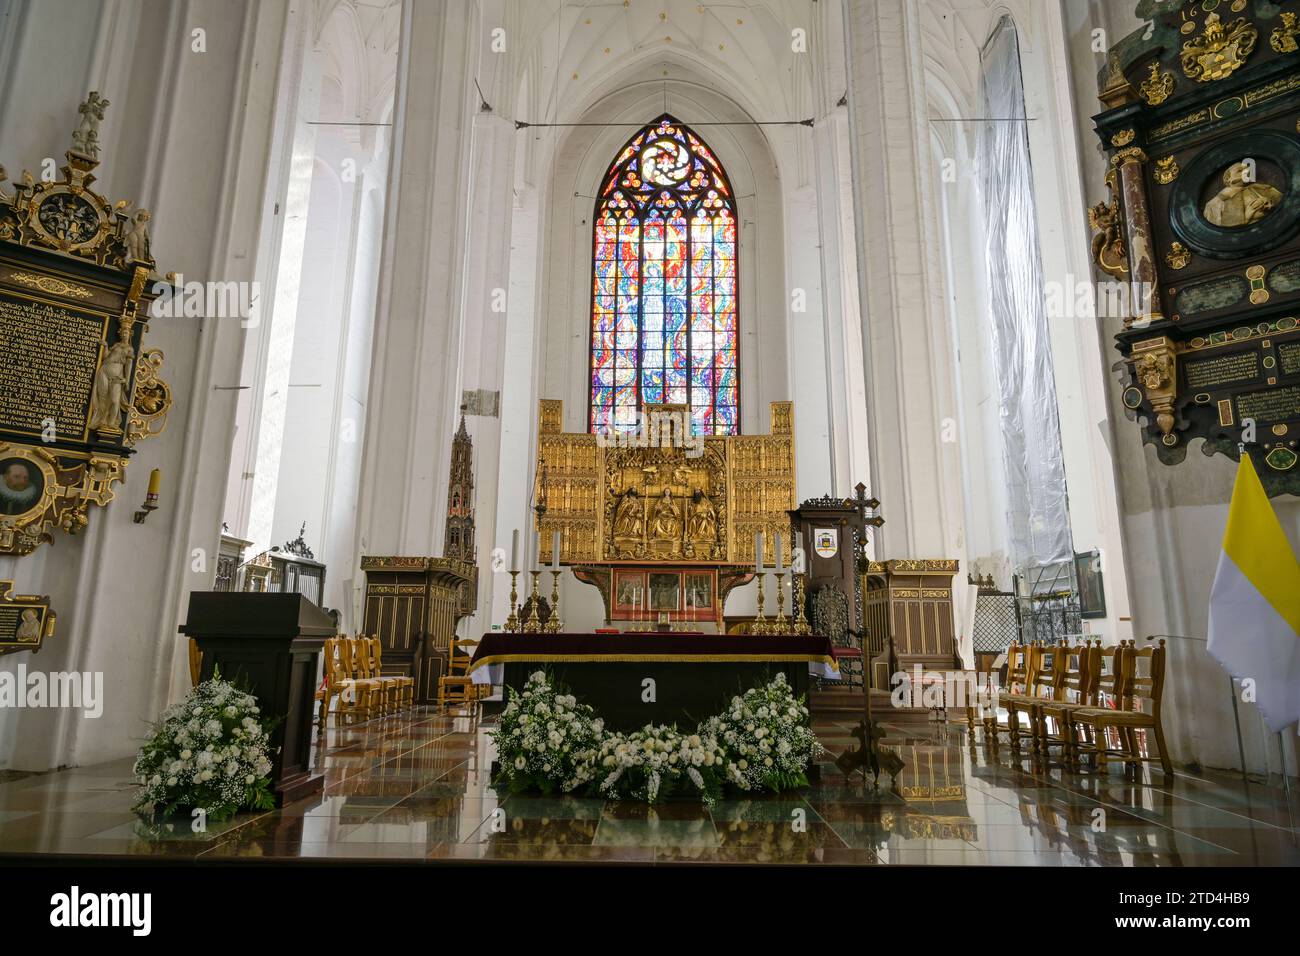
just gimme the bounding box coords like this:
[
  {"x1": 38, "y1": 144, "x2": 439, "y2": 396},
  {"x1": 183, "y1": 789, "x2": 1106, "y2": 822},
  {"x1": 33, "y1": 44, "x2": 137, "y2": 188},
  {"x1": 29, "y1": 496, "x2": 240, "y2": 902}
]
[
  {"x1": 613, "y1": 570, "x2": 647, "y2": 617},
  {"x1": 1074, "y1": 551, "x2": 1106, "y2": 619},
  {"x1": 648, "y1": 572, "x2": 681, "y2": 612}
]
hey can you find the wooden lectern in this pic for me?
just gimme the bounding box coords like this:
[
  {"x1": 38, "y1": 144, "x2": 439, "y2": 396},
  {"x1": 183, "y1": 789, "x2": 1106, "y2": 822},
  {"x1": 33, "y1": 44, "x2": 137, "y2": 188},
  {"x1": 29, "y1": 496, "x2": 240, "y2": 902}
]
[{"x1": 179, "y1": 592, "x2": 333, "y2": 804}]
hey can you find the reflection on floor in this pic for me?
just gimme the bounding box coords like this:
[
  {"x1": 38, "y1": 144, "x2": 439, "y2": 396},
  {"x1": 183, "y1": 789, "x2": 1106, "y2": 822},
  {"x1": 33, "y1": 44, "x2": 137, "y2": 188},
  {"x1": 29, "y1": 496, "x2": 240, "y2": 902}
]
[{"x1": 0, "y1": 705, "x2": 1297, "y2": 864}]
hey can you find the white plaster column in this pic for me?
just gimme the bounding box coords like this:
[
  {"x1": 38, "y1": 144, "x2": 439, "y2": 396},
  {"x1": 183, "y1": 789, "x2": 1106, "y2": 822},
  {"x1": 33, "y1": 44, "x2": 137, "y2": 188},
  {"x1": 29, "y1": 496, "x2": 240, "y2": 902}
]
[
  {"x1": 841, "y1": 0, "x2": 963, "y2": 560},
  {"x1": 225, "y1": 27, "x2": 320, "y2": 556},
  {"x1": 444, "y1": 0, "x2": 520, "y2": 636},
  {"x1": 353, "y1": 0, "x2": 478, "y2": 563},
  {"x1": 0, "y1": 0, "x2": 295, "y2": 770}
]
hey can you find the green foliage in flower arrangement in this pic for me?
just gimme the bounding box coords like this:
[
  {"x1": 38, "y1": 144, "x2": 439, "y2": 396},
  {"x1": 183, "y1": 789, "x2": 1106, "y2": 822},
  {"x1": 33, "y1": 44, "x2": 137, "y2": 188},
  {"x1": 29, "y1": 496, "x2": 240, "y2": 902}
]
[
  {"x1": 489, "y1": 671, "x2": 823, "y2": 806},
  {"x1": 132, "y1": 669, "x2": 278, "y2": 823},
  {"x1": 490, "y1": 672, "x2": 605, "y2": 796}
]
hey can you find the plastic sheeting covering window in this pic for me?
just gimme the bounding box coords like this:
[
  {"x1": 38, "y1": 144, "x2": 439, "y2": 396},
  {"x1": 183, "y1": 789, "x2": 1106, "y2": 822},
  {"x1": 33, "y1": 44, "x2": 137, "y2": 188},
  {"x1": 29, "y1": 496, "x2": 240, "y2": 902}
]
[{"x1": 977, "y1": 16, "x2": 1074, "y2": 575}]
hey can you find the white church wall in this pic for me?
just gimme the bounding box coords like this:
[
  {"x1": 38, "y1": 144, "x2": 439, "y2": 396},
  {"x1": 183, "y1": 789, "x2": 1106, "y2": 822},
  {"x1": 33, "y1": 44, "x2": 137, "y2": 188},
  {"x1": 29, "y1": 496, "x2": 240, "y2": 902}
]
[{"x1": 0, "y1": 0, "x2": 296, "y2": 770}]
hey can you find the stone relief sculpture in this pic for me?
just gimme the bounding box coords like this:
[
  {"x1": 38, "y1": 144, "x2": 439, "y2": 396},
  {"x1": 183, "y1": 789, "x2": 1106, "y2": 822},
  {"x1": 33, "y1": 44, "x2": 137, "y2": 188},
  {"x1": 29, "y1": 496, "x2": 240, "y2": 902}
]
[
  {"x1": 88, "y1": 335, "x2": 136, "y2": 432},
  {"x1": 1203, "y1": 161, "x2": 1282, "y2": 228},
  {"x1": 121, "y1": 208, "x2": 151, "y2": 263}
]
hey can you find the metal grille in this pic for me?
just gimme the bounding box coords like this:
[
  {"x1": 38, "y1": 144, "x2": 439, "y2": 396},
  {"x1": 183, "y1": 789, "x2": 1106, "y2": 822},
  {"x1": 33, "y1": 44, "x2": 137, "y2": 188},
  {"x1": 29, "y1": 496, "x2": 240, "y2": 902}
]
[
  {"x1": 972, "y1": 591, "x2": 1019, "y2": 653},
  {"x1": 1019, "y1": 592, "x2": 1082, "y2": 645}
]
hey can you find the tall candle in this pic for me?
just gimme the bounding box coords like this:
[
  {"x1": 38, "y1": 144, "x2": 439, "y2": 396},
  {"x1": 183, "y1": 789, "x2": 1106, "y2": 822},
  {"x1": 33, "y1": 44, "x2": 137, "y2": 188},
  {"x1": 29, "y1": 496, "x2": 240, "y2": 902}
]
[
  {"x1": 510, "y1": 529, "x2": 520, "y2": 573},
  {"x1": 774, "y1": 533, "x2": 784, "y2": 573},
  {"x1": 147, "y1": 468, "x2": 162, "y2": 496},
  {"x1": 551, "y1": 530, "x2": 561, "y2": 571},
  {"x1": 754, "y1": 532, "x2": 764, "y2": 572}
]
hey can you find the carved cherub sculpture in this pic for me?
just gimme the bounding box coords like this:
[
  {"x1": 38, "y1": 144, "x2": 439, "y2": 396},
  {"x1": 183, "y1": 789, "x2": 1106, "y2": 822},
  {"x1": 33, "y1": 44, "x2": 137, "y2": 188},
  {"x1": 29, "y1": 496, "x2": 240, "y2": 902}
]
[
  {"x1": 71, "y1": 91, "x2": 110, "y2": 160},
  {"x1": 1088, "y1": 198, "x2": 1128, "y2": 277},
  {"x1": 121, "y1": 208, "x2": 152, "y2": 263}
]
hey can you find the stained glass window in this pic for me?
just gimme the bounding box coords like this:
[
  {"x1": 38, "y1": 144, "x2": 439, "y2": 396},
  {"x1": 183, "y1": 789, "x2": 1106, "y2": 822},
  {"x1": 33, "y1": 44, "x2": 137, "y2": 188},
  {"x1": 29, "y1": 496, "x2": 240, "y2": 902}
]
[{"x1": 589, "y1": 115, "x2": 739, "y2": 436}]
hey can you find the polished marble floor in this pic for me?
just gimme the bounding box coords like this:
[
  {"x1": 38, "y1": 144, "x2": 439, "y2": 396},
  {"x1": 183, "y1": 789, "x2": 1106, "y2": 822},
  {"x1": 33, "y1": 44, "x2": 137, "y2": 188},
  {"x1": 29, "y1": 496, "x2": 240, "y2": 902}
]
[{"x1": 0, "y1": 705, "x2": 1297, "y2": 865}]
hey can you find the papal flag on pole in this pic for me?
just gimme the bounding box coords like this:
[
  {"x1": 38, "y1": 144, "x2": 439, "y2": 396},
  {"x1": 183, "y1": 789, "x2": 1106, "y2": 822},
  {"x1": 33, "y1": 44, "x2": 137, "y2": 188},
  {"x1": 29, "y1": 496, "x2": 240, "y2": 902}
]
[{"x1": 1207, "y1": 454, "x2": 1300, "y2": 733}]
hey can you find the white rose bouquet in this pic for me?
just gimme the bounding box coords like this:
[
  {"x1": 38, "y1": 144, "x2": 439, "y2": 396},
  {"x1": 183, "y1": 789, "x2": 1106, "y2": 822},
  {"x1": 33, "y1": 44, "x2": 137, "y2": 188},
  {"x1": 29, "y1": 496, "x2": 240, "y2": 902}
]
[
  {"x1": 595, "y1": 724, "x2": 727, "y2": 805},
  {"x1": 703, "y1": 671, "x2": 823, "y2": 793},
  {"x1": 132, "y1": 673, "x2": 277, "y2": 822},
  {"x1": 489, "y1": 671, "x2": 604, "y2": 794}
]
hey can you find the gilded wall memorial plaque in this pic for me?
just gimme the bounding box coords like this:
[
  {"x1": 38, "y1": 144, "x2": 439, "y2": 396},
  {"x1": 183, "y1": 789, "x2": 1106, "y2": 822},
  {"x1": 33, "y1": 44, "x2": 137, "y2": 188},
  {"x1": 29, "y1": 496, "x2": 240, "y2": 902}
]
[
  {"x1": 1093, "y1": 3, "x2": 1300, "y2": 493},
  {"x1": 0, "y1": 581, "x2": 55, "y2": 657},
  {"x1": 0, "y1": 289, "x2": 110, "y2": 443},
  {"x1": 0, "y1": 92, "x2": 172, "y2": 554}
]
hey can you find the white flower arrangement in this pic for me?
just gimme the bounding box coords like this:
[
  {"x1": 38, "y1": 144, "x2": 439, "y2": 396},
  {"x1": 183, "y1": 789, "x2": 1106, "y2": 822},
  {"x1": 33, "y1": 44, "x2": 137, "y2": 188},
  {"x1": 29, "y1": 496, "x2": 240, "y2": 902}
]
[
  {"x1": 490, "y1": 670, "x2": 821, "y2": 805},
  {"x1": 132, "y1": 673, "x2": 277, "y2": 821},
  {"x1": 490, "y1": 671, "x2": 604, "y2": 795},
  {"x1": 594, "y1": 723, "x2": 728, "y2": 805},
  {"x1": 702, "y1": 671, "x2": 823, "y2": 793}
]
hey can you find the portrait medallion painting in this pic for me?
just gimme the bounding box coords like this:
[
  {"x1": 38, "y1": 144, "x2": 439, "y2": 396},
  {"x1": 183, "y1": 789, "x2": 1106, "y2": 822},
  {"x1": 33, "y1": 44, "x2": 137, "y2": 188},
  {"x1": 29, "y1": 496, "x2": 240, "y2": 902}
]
[{"x1": 0, "y1": 456, "x2": 44, "y2": 517}]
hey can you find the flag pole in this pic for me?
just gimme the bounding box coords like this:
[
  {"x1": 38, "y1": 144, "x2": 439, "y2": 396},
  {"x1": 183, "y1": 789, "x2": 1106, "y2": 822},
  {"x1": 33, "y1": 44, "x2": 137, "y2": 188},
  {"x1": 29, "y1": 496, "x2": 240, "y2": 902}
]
[{"x1": 1228, "y1": 675, "x2": 1248, "y2": 784}]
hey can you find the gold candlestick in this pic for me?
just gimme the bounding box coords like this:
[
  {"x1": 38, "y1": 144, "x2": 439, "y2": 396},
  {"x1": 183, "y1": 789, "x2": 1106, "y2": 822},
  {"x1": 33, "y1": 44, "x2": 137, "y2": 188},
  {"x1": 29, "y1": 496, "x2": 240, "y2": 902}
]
[
  {"x1": 793, "y1": 572, "x2": 811, "y2": 635},
  {"x1": 544, "y1": 569, "x2": 564, "y2": 634},
  {"x1": 753, "y1": 572, "x2": 769, "y2": 635},
  {"x1": 505, "y1": 570, "x2": 521, "y2": 631},
  {"x1": 524, "y1": 571, "x2": 543, "y2": 633},
  {"x1": 773, "y1": 570, "x2": 789, "y2": 634}
]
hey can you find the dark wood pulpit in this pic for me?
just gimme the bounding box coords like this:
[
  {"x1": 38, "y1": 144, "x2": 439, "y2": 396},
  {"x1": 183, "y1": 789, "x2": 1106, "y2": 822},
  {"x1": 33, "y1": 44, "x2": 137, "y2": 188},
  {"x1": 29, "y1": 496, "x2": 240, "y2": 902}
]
[
  {"x1": 179, "y1": 592, "x2": 333, "y2": 804},
  {"x1": 788, "y1": 484, "x2": 884, "y2": 690}
]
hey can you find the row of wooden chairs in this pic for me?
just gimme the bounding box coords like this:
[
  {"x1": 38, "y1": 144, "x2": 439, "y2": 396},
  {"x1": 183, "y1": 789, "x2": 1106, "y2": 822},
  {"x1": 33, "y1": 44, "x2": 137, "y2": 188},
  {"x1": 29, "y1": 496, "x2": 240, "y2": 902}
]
[
  {"x1": 316, "y1": 636, "x2": 414, "y2": 727},
  {"x1": 986, "y1": 639, "x2": 1171, "y2": 776}
]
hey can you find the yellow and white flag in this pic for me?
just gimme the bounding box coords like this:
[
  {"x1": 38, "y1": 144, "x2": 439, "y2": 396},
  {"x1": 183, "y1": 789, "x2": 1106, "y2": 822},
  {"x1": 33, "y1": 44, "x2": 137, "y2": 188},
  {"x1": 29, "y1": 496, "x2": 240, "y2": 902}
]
[{"x1": 1207, "y1": 455, "x2": 1300, "y2": 733}]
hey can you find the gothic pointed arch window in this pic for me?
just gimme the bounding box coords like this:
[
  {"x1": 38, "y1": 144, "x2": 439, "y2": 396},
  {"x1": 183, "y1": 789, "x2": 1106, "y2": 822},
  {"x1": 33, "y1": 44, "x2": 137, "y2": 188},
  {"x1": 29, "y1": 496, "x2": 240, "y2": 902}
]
[{"x1": 589, "y1": 115, "x2": 739, "y2": 436}]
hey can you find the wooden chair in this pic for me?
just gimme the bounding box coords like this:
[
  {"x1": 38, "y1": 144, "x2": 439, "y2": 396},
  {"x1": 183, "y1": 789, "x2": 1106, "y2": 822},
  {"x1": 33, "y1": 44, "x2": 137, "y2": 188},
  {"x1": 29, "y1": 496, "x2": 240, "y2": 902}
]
[
  {"x1": 999, "y1": 642, "x2": 1066, "y2": 755},
  {"x1": 314, "y1": 642, "x2": 332, "y2": 733},
  {"x1": 1036, "y1": 642, "x2": 1100, "y2": 769},
  {"x1": 367, "y1": 637, "x2": 414, "y2": 711},
  {"x1": 1069, "y1": 642, "x2": 1124, "y2": 767},
  {"x1": 1073, "y1": 640, "x2": 1172, "y2": 776},
  {"x1": 984, "y1": 642, "x2": 1031, "y2": 749},
  {"x1": 316, "y1": 637, "x2": 347, "y2": 727},
  {"x1": 338, "y1": 636, "x2": 383, "y2": 722},
  {"x1": 438, "y1": 637, "x2": 480, "y2": 708}
]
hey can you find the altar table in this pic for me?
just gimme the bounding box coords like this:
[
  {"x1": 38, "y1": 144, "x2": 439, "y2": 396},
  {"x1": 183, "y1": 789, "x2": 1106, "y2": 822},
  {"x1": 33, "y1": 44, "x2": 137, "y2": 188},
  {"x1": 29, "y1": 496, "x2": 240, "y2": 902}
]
[{"x1": 469, "y1": 632, "x2": 837, "y2": 731}]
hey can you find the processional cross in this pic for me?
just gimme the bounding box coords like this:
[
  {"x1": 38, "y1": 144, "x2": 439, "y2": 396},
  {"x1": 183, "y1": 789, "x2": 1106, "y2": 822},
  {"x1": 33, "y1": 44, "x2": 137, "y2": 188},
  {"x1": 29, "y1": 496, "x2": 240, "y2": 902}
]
[{"x1": 851, "y1": 481, "x2": 884, "y2": 563}]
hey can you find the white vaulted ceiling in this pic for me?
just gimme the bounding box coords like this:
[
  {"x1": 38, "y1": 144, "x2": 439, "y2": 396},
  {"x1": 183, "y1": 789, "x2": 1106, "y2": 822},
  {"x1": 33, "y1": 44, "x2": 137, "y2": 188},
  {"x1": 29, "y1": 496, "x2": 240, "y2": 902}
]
[{"x1": 513, "y1": 0, "x2": 816, "y2": 125}]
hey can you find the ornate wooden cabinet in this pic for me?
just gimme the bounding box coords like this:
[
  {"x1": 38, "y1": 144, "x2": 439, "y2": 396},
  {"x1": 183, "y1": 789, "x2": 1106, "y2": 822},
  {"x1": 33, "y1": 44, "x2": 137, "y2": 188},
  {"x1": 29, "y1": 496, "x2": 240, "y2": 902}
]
[
  {"x1": 861, "y1": 560, "x2": 962, "y2": 686},
  {"x1": 360, "y1": 556, "x2": 476, "y2": 703}
]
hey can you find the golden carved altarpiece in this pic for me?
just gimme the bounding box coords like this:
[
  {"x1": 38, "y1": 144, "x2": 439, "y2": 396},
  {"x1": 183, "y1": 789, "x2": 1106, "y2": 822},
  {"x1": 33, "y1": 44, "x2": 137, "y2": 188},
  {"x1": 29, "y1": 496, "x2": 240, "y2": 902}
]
[
  {"x1": 533, "y1": 401, "x2": 796, "y2": 624},
  {"x1": 534, "y1": 400, "x2": 796, "y2": 568}
]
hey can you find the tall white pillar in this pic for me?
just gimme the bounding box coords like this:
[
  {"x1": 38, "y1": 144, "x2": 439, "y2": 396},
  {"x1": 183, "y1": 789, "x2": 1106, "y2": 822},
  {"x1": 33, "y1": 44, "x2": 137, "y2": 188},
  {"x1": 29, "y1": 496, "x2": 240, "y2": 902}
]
[
  {"x1": 353, "y1": 0, "x2": 478, "y2": 561},
  {"x1": 841, "y1": 0, "x2": 963, "y2": 559}
]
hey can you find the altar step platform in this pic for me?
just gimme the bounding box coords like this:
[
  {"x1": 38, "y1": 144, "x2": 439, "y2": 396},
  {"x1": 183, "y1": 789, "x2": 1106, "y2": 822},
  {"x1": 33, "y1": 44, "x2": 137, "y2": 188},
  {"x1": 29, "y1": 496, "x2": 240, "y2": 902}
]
[{"x1": 809, "y1": 685, "x2": 933, "y2": 722}]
